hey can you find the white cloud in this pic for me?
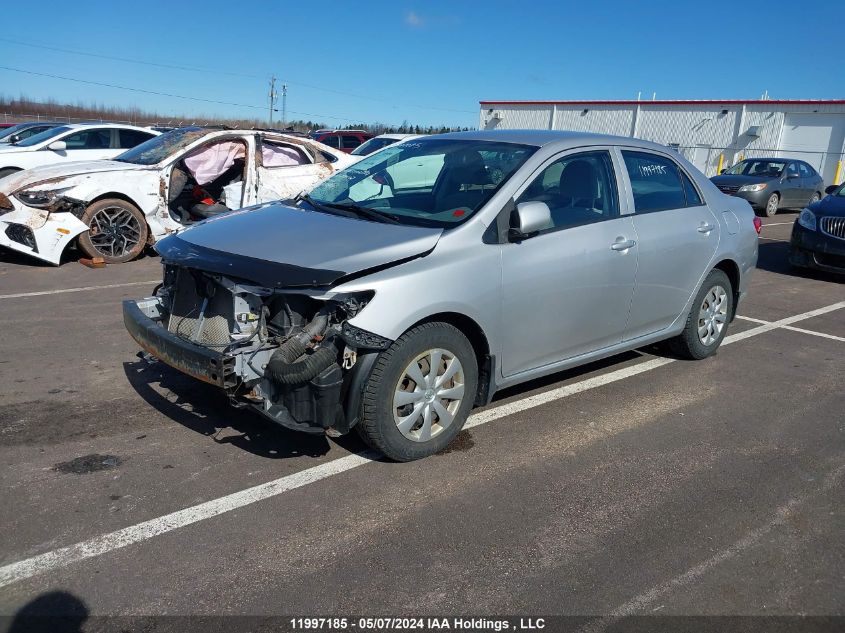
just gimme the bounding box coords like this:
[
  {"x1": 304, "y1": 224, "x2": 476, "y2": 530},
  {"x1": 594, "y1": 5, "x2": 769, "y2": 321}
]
[{"x1": 405, "y1": 11, "x2": 425, "y2": 27}]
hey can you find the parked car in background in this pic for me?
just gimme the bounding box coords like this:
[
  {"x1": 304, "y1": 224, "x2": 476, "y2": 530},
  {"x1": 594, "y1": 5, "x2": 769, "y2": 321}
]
[
  {"x1": 310, "y1": 129, "x2": 373, "y2": 153},
  {"x1": 710, "y1": 158, "x2": 825, "y2": 217},
  {"x1": 0, "y1": 123, "x2": 159, "y2": 180},
  {"x1": 0, "y1": 126, "x2": 354, "y2": 264},
  {"x1": 350, "y1": 134, "x2": 421, "y2": 156},
  {"x1": 123, "y1": 130, "x2": 758, "y2": 461},
  {"x1": 0, "y1": 122, "x2": 62, "y2": 145},
  {"x1": 789, "y1": 182, "x2": 845, "y2": 274}
]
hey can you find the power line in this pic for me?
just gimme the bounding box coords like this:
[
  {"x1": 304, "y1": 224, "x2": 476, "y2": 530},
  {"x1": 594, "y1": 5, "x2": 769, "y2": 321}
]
[
  {"x1": 0, "y1": 65, "x2": 364, "y2": 123},
  {"x1": 0, "y1": 36, "x2": 477, "y2": 115}
]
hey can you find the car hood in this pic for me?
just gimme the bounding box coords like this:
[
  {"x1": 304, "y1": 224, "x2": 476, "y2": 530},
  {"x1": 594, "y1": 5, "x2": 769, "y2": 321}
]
[
  {"x1": 810, "y1": 195, "x2": 845, "y2": 217},
  {"x1": 710, "y1": 174, "x2": 773, "y2": 186},
  {"x1": 155, "y1": 202, "x2": 443, "y2": 288},
  {"x1": 0, "y1": 160, "x2": 152, "y2": 193}
]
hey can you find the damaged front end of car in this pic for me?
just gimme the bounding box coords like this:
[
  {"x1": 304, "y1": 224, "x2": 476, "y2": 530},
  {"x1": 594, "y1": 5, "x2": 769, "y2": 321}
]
[{"x1": 123, "y1": 262, "x2": 389, "y2": 436}]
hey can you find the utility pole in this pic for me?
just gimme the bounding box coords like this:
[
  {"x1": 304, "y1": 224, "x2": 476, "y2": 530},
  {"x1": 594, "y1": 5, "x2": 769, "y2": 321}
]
[
  {"x1": 268, "y1": 76, "x2": 277, "y2": 125},
  {"x1": 281, "y1": 84, "x2": 288, "y2": 127}
]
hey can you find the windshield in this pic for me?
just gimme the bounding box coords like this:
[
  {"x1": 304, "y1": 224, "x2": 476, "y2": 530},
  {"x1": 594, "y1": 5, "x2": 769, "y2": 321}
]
[
  {"x1": 351, "y1": 137, "x2": 401, "y2": 156},
  {"x1": 305, "y1": 138, "x2": 536, "y2": 228},
  {"x1": 14, "y1": 126, "x2": 72, "y2": 148},
  {"x1": 725, "y1": 160, "x2": 786, "y2": 177},
  {"x1": 115, "y1": 127, "x2": 209, "y2": 165}
]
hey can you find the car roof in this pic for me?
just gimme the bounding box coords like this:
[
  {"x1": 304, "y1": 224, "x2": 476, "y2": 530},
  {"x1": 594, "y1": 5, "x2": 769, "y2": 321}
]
[
  {"x1": 431, "y1": 129, "x2": 677, "y2": 151},
  {"x1": 56, "y1": 122, "x2": 156, "y2": 131}
]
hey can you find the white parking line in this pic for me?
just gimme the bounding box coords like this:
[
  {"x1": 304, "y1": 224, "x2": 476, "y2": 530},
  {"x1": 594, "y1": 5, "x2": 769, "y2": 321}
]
[
  {"x1": 0, "y1": 280, "x2": 160, "y2": 300},
  {"x1": 1, "y1": 300, "x2": 843, "y2": 588},
  {"x1": 737, "y1": 315, "x2": 845, "y2": 343}
]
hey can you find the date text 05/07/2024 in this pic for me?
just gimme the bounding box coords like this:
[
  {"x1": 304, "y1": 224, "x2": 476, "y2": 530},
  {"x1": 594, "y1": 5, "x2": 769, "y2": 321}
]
[{"x1": 289, "y1": 617, "x2": 547, "y2": 631}]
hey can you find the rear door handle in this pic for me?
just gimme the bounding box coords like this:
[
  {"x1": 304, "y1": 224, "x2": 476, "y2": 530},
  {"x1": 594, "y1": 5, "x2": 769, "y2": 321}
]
[
  {"x1": 697, "y1": 222, "x2": 715, "y2": 234},
  {"x1": 611, "y1": 239, "x2": 637, "y2": 251}
]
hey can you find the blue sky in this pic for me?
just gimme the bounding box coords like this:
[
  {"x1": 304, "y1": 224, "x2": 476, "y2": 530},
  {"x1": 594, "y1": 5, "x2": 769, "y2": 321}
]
[{"x1": 0, "y1": 0, "x2": 841, "y2": 128}]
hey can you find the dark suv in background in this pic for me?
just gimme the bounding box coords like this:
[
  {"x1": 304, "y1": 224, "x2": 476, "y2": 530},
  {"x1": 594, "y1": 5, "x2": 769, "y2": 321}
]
[
  {"x1": 310, "y1": 129, "x2": 373, "y2": 153},
  {"x1": 710, "y1": 158, "x2": 825, "y2": 217}
]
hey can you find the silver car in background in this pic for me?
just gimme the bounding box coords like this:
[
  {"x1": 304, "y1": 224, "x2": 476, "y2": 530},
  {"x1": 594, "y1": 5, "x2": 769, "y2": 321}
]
[{"x1": 124, "y1": 131, "x2": 758, "y2": 461}]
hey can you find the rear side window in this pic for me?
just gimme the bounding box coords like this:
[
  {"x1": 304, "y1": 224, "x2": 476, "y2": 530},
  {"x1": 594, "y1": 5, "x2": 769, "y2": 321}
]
[
  {"x1": 118, "y1": 129, "x2": 156, "y2": 149},
  {"x1": 622, "y1": 151, "x2": 687, "y2": 213},
  {"x1": 798, "y1": 162, "x2": 814, "y2": 178},
  {"x1": 341, "y1": 135, "x2": 363, "y2": 149}
]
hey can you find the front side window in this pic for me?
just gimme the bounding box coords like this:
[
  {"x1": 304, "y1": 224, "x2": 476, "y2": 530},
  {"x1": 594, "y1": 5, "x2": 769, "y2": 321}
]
[
  {"x1": 516, "y1": 151, "x2": 618, "y2": 231},
  {"x1": 320, "y1": 135, "x2": 340, "y2": 148},
  {"x1": 62, "y1": 129, "x2": 112, "y2": 150},
  {"x1": 622, "y1": 151, "x2": 688, "y2": 213},
  {"x1": 787, "y1": 162, "x2": 800, "y2": 178},
  {"x1": 306, "y1": 139, "x2": 535, "y2": 228}
]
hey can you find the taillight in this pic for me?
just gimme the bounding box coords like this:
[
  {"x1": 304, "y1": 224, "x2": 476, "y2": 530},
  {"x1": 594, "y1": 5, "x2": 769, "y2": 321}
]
[{"x1": 753, "y1": 217, "x2": 762, "y2": 234}]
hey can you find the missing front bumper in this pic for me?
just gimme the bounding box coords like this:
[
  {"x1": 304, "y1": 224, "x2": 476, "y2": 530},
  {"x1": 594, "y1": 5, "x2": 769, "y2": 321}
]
[{"x1": 123, "y1": 299, "x2": 237, "y2": 388}]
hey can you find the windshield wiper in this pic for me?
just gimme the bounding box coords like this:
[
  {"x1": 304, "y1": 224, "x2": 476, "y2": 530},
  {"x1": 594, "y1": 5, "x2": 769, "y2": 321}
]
[
  {"x1": 323, "y1": 202, "x2": 401, "y2": 224},
  {"x1": 299, "y1": 195, "x2": 400, "y2": 224}
]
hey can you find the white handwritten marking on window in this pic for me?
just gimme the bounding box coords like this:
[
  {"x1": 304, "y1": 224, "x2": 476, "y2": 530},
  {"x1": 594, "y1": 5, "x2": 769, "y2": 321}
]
[{"x1": 638, "y1": 164, "x2": 667, "y2": 177}]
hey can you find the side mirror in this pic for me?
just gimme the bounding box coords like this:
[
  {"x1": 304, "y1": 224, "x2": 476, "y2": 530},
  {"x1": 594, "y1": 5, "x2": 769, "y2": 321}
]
[
  {"x1": 825, "y1": 185, "x2": 839, "y2": 195},
  {"x1": 8, "y1": 134, "x2": 20, "y2": 144},
  {"x1": 720, "y1": 168, "x2": 728, "y2": 174},
  {"x1": 509, "y1": 201, "x2": 552, "y2": 241},
  {"x1": 47, "y1": 140, "x2": 67, "y2": 151},
  {"x1": 786, "y1": 172, "x2": 799, "y2": 180}
]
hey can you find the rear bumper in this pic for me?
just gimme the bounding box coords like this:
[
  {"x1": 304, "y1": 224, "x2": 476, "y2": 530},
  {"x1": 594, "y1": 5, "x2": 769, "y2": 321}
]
[
  {"x1": 122, "y1": 298, "x2": 236, "y2": 388},
  {"x1": 789, "y1": 222, "x2": 845, "y2": 274}
]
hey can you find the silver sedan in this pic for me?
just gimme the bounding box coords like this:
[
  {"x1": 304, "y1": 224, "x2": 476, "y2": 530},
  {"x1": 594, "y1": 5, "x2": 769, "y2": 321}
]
[{"x1": 124, "y1": 130, "x2": 759, "y2": 460}]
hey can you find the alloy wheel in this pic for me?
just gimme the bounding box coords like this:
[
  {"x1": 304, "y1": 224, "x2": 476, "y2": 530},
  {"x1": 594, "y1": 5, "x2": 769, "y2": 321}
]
[{"x1": 88, "y1": 206, "x2": 142, "y2": 258}]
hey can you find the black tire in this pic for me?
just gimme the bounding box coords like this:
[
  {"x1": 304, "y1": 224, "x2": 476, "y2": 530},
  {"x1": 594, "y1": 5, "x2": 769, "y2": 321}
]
[
  {"x1": 77, "y1": 198, "x2": 148, "y2": 264},
  {"x1": 358, "y1": 322, "x2": 478, "y2": 461},
  {"x1": 669, "y1": 269, "x2": 733, "y2": 360},
  {"x1": 763, "y1": 192, "x2": 780, "y2": 217},
  {"x1": 0, "y1": 167, "x2": 21, "y2": 181}
]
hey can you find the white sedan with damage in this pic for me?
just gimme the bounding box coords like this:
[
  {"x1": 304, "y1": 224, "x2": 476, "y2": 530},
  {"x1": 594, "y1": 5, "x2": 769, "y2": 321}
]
[{"x1": 0, "y1": 127, "x2": 354, "y2": 264}]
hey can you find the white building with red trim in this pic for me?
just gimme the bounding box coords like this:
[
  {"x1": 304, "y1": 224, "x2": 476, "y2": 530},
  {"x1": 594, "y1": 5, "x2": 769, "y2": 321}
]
[{"x1": 478, "y1": 99, "x2": 845, "y2": 184}]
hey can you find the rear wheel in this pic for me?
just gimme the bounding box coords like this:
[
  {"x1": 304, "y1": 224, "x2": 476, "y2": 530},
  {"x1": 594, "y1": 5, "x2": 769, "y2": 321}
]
[
  {"x1": 669, "y1": 269, "x2": 733, "y2": 360},
  {"x1": 77, "y1": 198, "x2": 148, "y2": 264},
  {"x1": 358, "y1": 322, "x2": 478, "y2": 461},
  {"x1": 763, "y1": 193, "x2": 780, "y2": 217}
]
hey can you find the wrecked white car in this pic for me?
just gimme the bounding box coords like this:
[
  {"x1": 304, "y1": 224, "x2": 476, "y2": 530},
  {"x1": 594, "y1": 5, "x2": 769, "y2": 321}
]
[{"x1": 0, "y1": 127, "x2": 354, "y2": 264}]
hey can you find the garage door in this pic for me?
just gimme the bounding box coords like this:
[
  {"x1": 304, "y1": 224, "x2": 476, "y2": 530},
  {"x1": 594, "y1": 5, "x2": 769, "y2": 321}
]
[{"x1": 780, "y1": 113, "x2": 845, "y2": 185}]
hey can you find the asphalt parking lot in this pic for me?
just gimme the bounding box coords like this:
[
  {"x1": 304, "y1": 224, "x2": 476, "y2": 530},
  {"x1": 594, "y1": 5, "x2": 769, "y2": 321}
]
[{"x1": 0, "y1": 212, "x2": 843, "y2": 630}]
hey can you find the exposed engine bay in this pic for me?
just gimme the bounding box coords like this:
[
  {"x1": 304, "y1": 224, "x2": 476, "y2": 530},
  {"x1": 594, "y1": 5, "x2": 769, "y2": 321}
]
[{"x1": 126, "y1": 265, "x2": 389, "y2": 435}]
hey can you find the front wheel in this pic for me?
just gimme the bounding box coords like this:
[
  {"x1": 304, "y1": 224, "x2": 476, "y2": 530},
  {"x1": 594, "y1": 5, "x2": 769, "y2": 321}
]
[
  {"x1": 77, "y1": 198, "x2": 148, "y2": 264},
  {"x1": 763, "y1": 193, "x2": 780, "y2": 217},
  {"x1": 358, "y1": 322, "x2": 478, "y2": 461},
  {"x1": 669, "y1": 269, "x2": 733, "y2": 360}
]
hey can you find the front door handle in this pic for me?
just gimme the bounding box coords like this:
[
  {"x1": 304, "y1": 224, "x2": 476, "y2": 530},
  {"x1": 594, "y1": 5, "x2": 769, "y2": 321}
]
[
  {"x1": 611, "y1": 238, "x2": 637, "y2": 251},
  {"x1": 697, "y1": 222, "x2": 715, "y2": 234}
]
